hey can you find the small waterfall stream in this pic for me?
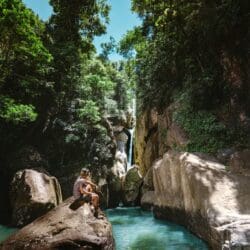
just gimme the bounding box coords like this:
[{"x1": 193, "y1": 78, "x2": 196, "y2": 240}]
[{"x1": 127, "y1": 128, "x2": 134, "y2": 169}]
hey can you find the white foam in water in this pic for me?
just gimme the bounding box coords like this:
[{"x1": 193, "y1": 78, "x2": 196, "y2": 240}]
[{"x1": 106, "y1": 207, "x2": 208, "y2": 250}]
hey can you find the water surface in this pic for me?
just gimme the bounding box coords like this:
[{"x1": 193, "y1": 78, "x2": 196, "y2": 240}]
[
  {"x1": 0, "y1": 225, "x2": 17, "y2": 242},
  {"x1": 106, "y1": 207, "x2": 208, "y2": 250}
]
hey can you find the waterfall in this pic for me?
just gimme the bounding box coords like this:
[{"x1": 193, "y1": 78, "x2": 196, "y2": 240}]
[
  {"x1": 127, "y1": 128, "x2": 134, "y2": 169},
  {"x1": 127, "y1": 98, "x2": 136, "y2": 170}
]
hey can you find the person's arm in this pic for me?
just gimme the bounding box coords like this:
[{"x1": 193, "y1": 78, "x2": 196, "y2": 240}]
[
  {"x1": 85, "y1": 179, "x2": 97, "y2": 189},
  {"x1": 79, "y1": 180, "x2": 92, "y2": 195},
  {"x1": 79, "y1": 184, "x2": 92, "y2": 195}
]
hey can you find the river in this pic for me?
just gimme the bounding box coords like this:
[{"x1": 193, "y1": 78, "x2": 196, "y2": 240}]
[
  {"x1": 0, "y1": 207, "x2": 208, "y2": 249},
  {"x1": 106, "y1": 207, "x2": 208, "y2": 250},
  {"x1": 0, "y1": 225, "x2": 17, "y2": 242}
]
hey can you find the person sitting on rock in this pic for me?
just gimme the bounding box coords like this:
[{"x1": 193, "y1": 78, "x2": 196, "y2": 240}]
[{"x1": 73, "y1": 168, "x2": 100, "y2": 217}]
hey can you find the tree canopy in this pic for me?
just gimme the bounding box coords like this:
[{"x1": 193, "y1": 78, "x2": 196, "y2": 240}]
[
  {"x1": 120, "y1": 0, "x2": 250, "y2": 152},
  {"x1": 0, "y1": 0, "x2": 132, "y2": 183}
]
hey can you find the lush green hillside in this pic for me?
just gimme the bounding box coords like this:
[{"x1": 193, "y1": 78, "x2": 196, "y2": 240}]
[
  {"x1": 120, "y1": 0, "x2": 250, "y2": 153},
  {"x1": 0, "y1": 0, "x2": 132, "y2": 223}
]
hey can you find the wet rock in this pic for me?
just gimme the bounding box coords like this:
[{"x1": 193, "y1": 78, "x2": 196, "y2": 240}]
[
  {"x1": 10, "y1": 169, "x2": 62, "y2": 227},
  {"x1": 0, "y1": 198, "x2": 114, "y2": 250},
  {"x1": 152, "y1": 150, "x2": 250, "y2": 249},
  {"x1": 123, "y1": 166, "x2": 143, "y2": 206}
]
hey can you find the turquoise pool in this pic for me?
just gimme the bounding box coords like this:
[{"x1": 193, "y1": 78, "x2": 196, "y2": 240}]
[{"x1": 106, "y1": 207, "x2": 208, "y2": 250}]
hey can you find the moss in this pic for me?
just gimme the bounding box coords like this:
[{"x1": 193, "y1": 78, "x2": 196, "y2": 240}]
[{"x1": 173, "y1": 105, "x2": 229, "y2": 154}]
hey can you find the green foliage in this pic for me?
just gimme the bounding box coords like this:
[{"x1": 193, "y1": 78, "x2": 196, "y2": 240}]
[
  {"x1": 100, "y1": 36, "x2": 116, "y2": 60},
  {"x1": 0, "y1": 0, "x2": 131, "y2": 184},
  {"x1": 78, "y1": 100, "x2": 101, "y2": 124},
  {"x1": 0, "y1": 0, "x2": 52, "y2": 83},
  {"x1": 119, "y1": 27, "x2": 144, "y2": 58},
  {"x1": 119, "y1": 0, "x2": 250, "y2": 153},
  {"x1": 121, "y1": 0, "x2": 250, "y2": 112},
  {"x1": 0, "y1": 0, "x2": 53, "y2": 121},
  {"x1": 0, "y1": 97, "x2": 37, "y2": 124},
  {"x1": 173, "y1": 104, "x2": 228, "y2": 154}
]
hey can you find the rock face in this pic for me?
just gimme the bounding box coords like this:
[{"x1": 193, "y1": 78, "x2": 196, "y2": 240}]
[
  {"x1": 0, "y1": 197, "x2": 114, "y2": 250},
  {"x1": 108, "y1": 151, "x2": 127, "y2": 207},
  {"x1": 107, "y1": 172, "x2": 122, "y2": 208},
  {"x1": 123, "y1": 166, "x2": 143, "y2": 206},
  {"x1": 10, "y1": 169, "x2": 62, "y2": 227},
  {"x1": 111, "y1": 151, "x2": 127, "y2": 178},
  {"x1": 135, "y1": 105, "x2": 188, "y2": 176},
  {"x1": 149, "y1": 151, "x2": 250, "y2": 249},
  {"x1": 229, "y1": 149, "x2": 250, "y2": 176},
  {"x1": 135, "y1": 108, "x2": 159, "y2": 175},
  {"x1": 9, "y1": 147, "x2": 49, "y2": 172},
  {"x1": 140, "y1": 168, "x2": 155, "y2": 210}
]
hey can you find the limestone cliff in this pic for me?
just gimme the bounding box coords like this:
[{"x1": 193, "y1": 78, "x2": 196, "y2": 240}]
[
  {"x1": 135, "y1": 105, "x2": 188, "y2": 175},
  {"x1": 142, "y1": 151, "x2": 250, "y2": 249},
  {"x1": 135, "y1": 108, "x2": 159, "y2": 176}
]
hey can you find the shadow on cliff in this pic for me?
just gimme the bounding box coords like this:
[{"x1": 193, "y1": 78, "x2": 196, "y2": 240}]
[{"x1": 153, "y1": 151, "x2": 250, "y2": 249}]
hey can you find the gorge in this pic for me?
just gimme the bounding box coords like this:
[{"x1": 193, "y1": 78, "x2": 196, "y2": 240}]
[{"x1": 0, "y1": 0, "x2": 250, "y2": 249}]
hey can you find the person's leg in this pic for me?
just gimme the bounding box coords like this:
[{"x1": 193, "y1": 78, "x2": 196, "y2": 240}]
[
  {"x1": 91, "y1": 193, "x2": 99, "y2": 209},
  {"x1": 86, "y1": 184, "x2": 93, "y2": 193}
]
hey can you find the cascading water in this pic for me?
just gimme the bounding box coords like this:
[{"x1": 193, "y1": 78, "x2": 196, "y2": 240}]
[
  {"x1": 127, "y1": 128, "x2": 134, "y2": 169},
  {"x1": 126, "y1": 98, "x2": 136, "y2": 171}
]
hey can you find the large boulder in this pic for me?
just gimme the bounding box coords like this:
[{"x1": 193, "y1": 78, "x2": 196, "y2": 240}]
[
  {"x1": 10, "y1": 169, "x2": 62, "y2": 227},
  {"x1": 123, "y1": 166, "x2": 143, "y2": 206},
  {"x1": 0, "y1": 198, "x2": 114, "y2": 250},
  {"x1": 152, "y1": 151, "x2": 250, "y2": 249}
]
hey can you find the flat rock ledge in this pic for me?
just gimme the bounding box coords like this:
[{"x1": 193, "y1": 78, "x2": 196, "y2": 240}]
[
  {"x1": 142, "y1": 151, "x2": 250, "y2": 250},
  {"x1": 0, "y1": 197, "x2": 114, "y2": 250}
]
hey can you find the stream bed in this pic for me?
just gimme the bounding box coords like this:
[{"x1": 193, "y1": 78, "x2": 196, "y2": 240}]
[{"x1": 106, "y1": 207, "x2": 208, "y2": 250}]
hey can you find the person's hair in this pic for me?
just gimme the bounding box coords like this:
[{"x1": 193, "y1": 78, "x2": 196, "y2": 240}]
[{"x1": 80, "y1": 168, "x2": 90, "y2": 176}]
